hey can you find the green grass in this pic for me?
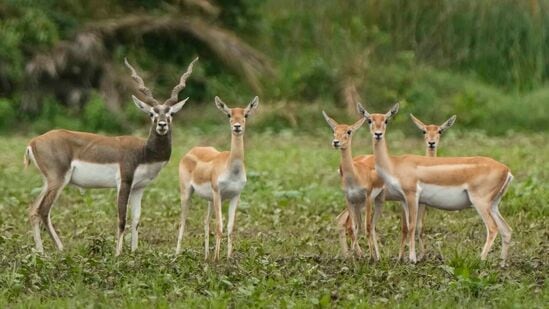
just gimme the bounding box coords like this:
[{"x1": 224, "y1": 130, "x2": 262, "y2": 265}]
[{"x1": 0, "y1": 127, "x2": 547, "y2": 307}]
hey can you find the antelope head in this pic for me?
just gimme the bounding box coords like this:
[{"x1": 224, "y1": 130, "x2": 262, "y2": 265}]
[
  {"x1": 322, "y1": 111, "x2": 366, "y2": 150},
  {"x1": 124, "y1": 57, "x2": 198, "y2": 135},
  {"x1": 357, "y1": 102, "x2": 400, "y2": 142},
  {"x1": 215, "y1": 96, "x2": 259, "y2": 136},
  {"x1": 410, "y1": 114, "x2": 456, "y2": 150}
]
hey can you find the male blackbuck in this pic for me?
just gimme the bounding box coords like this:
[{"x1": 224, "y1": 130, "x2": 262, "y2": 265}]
[
  {"x1": 24, "y1": 57, "x2": 198, "y2": 255},
  {"x1": 332, "y1": 113, "x2": 456, "y2": 260},
  {"x1": 176, "y1": 96, "x2": 259, "y2": 260},
  {"x1": 357, "y1": 102, "x2": 513, "y2": 265}
]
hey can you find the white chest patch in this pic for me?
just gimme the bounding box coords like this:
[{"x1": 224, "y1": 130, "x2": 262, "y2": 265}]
[
  {"x1": 419, "y1": 183, "x2": 471, "y2": 210},
  {"x1": 218, "y1": 163, "x2": 247, "y2": 200},
  {"x1": 69, "y1": 160, "x2": 120, "y2": 188},
  {"x1": 132, "y1": 161, "x2": 167, "y2": 189},
  {"x1": 375, "y1": 165, "x2": 404, "y2": 199},
  {"x1": 343, "y1": 184, "x2": 366, "y2": 204}
]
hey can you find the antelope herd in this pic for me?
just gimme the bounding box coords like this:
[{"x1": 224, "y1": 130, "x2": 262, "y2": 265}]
[{"x1": 24, "y1": 57, "x2": 513, "y2": 265}]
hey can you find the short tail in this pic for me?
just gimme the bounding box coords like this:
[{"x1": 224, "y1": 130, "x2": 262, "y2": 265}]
[{"x1": 23, "y1": 146, "x2": 32, "y2": 169}]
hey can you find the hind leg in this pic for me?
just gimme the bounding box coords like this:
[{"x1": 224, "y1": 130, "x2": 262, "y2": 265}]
[
  {"x1": 204, "y1": 202, "x2": 212, "y2": 260},
  {"x1": 32, "y1": 172, "x2": 70, "y2": 252},
  {"x1": 29, "y1": 183, "x2": 48, "y2": 253},
  {"x1": 492, "y1": 205, "x2": 512, "y2": 264},
  {"x1": 470, "y1": 196, "x2": 499, "y2": 260},
  {"x1": 175, "y1": 183, "x2": 192, "y2": 255}
]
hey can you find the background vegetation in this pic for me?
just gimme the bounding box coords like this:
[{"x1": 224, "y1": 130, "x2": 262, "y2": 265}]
[
  {"x1": 0, "y1": 0, "x2": 548, "y2": 307},
  {"x1": 0, "y1": 0, "x2": 548, "y2": 135}
]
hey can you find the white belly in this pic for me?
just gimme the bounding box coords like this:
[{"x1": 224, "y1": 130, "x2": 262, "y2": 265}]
[
  {"x1": 132, "y1": 161, "x2": 167, "y2": 189},
  {"x1": 70, "y1": 160, "x2": 119, "y2": 188},
  {"x1": 419, "y1": 183, "x2": 471, "y2": 210},
  {"x1": 191, "y1": 181, "x2": 214, "y2": 200},
  {"x1": 191, "y1": 172, "x2": 247, "y2": 201}
]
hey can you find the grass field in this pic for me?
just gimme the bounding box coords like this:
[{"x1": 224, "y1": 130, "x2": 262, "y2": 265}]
[{"x1": 0, "y1": 127, "x2": 547, "y2": 307}]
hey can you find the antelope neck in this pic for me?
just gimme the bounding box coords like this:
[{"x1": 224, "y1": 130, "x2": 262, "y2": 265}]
[
  {"x1": 229, "y1": 132, "x2": 245, "y2": 163},
  {"x1": 339, "y1": 144, "x2": 357, "y2": 178},
  {"x1": 144, "y1": 125, "x2": 172, "y2": 163},
  {"x1": 373, "y1": 137, "x2": 393, "y2": 172},
  {"x1": 426, "y1": 147, "x2": 437, "y2": 157}
]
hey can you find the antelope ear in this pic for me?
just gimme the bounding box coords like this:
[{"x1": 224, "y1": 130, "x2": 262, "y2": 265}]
[
  {"x1": 409, "y1": 114, "x2": 426, "y2": 131},
  {"x1": 214, "y1": 96, "x2": 231, "y2": 115},
  {"x1": 170, "y1": 97, "x2": 189, "y2": 114},
  {"x1": 356, "y1": 102, "x2": 370, "y2": 119},
  {"x1": 350, "y1": 117, "x2": 366, "y2": 131},
  {"x1": 439, "y1": 115, "x2": 457, "y2": 132},
  {"x1": 385, "y1": 102, "x2": 399, "y2": 120},
  {"x1": 244, "y1": 96, "x2": 259, "y2": 117},
  {"x1": 322, "y1": 111, "x2": 338, "y2": 130},
  {"x1": 132, "y1": 95, "x2": 154, "y2": 114}
]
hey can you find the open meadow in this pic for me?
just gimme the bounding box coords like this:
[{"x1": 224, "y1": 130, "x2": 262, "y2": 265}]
[{"x1": 0, "y1": 127, "x2": 547, "y2": 307}]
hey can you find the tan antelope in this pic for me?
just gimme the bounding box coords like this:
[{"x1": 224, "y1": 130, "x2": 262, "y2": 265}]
[
  {"x1": 24, "y1": 57, "x2": 198, "y2": 256},
  {"x1": 176, "y1": 96, "x2": 259, "y2": 260},
  {"x1": 332, "y1": 113, "x2": 456, "y2": 260},
  {"x1": 357, "y1": 102, "x2": 513, "y2": 265}
]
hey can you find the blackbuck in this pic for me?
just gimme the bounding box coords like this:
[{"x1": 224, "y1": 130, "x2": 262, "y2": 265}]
[
  {"x1": 331, "y1": 113, "x2": 456, "y2": 260},
  {"x1": 24, "y1": 57, "x2": 198, "y2": 255},
  {"x1": 176, "y1": 96, "x2": 259, "y2": 260},
  {"x1": 357, "y1": 102, "x2": 513, "y2": 265}
]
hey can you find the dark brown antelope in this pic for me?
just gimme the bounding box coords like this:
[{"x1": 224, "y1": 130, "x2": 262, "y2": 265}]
[{"x1": 24, "y1": 57, "x2": 198, "y2": 256}]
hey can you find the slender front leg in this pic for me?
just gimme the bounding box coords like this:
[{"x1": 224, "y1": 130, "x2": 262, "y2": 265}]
[
  {"x1": 116, "y1": 181, "x2": 132, "y2": 256},
  {"x1": 204, "y1": 202, "x2": 212, "y2": 260},
  {"x1": 417, "y1": 204, "x2": 427, "y2": 260},
  {"x1": 398, "y1": 202, "x2": 409, "y2": 261},
  {"x1": 347, "y1": 200, "x2": 363, "y2": 256},
  {"x1": 227, "y1": 194, "x2": 240, "y2": 258},
  {"x1": 336, "y1": 210, "x2": 350, "y2": 257},
  {"x1": 175, "y1": 185, "x2": 192, "y2": 255},
  {"x1": 364, "y1": 193, "x2": 375, "y2": 259},
  {"x1": 370, "y1": 195, "x2": 383, "y2": 261},
  {"x1": 212, "y1": 188, "x2": 223, "y2": 261},
  {"x1": 129, "y1": 188, "x2": 145, "y2": 252},
  {"x1": 405, "y1": 192, "x2": 419, "y2": 263}
]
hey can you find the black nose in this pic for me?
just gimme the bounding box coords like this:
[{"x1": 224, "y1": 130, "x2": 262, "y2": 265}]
[
  {"x1": 158, "y1": 122, "x2": 167, "y2": 128},
  {"x1": 428, "y1": 141, "x2": 435, "y2": 145},
  {"x1": 374, "y1": 132, "x2": 382, "y2": 138},
  {"x1": 333, "y1": 140, "x2": 340, "y2": 147}
]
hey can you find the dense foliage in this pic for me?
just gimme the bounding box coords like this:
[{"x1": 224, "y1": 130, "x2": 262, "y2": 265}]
[{"x1": 0, "y1": 0, "x2": 548, "y2": 134}]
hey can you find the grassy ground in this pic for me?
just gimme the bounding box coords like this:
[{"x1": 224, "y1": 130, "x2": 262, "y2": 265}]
[{"x1": 0, "y1": 127, "x2": 547, "y2": 307}]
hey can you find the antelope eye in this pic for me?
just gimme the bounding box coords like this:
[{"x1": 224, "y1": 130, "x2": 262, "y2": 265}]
[
  {"x1": 422, "y1": 130, "x2": 426, "y2": 135},
  {"x1": 384, "y1": 119, "x2": 388, "y2": 124},
  {"x1": 149, "y1": 113, "x2": 154, "y2": 117},
  {"x1": 244, "y1": 114, "x2": 249, "y2": 119},
  {"x1": 438, "y1": 130, "x2": 442, "y2": 134},
  {"x1": 367, "y1": 119, "x2": 372, "y2": 124},
  {"x1": 227, "y1": 114, "x2": 231, "y2": 118},
  {"x1": 347, "y1": 130, "x2": 352, "y2": 135}
]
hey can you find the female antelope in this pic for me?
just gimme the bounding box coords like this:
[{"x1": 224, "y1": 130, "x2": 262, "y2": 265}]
[
  {"x1": 25, "y1": 57, "x2": 198, "y2": 255},
  {"x1": 176, "y1": 96, "x2": 258, "y2": 260},
  {"x1": 358, "y1": 102, "x2": 513, "y2": 265},
  {"x1": 332, "y1": 113, "x2": 456, "y2": 260}
]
